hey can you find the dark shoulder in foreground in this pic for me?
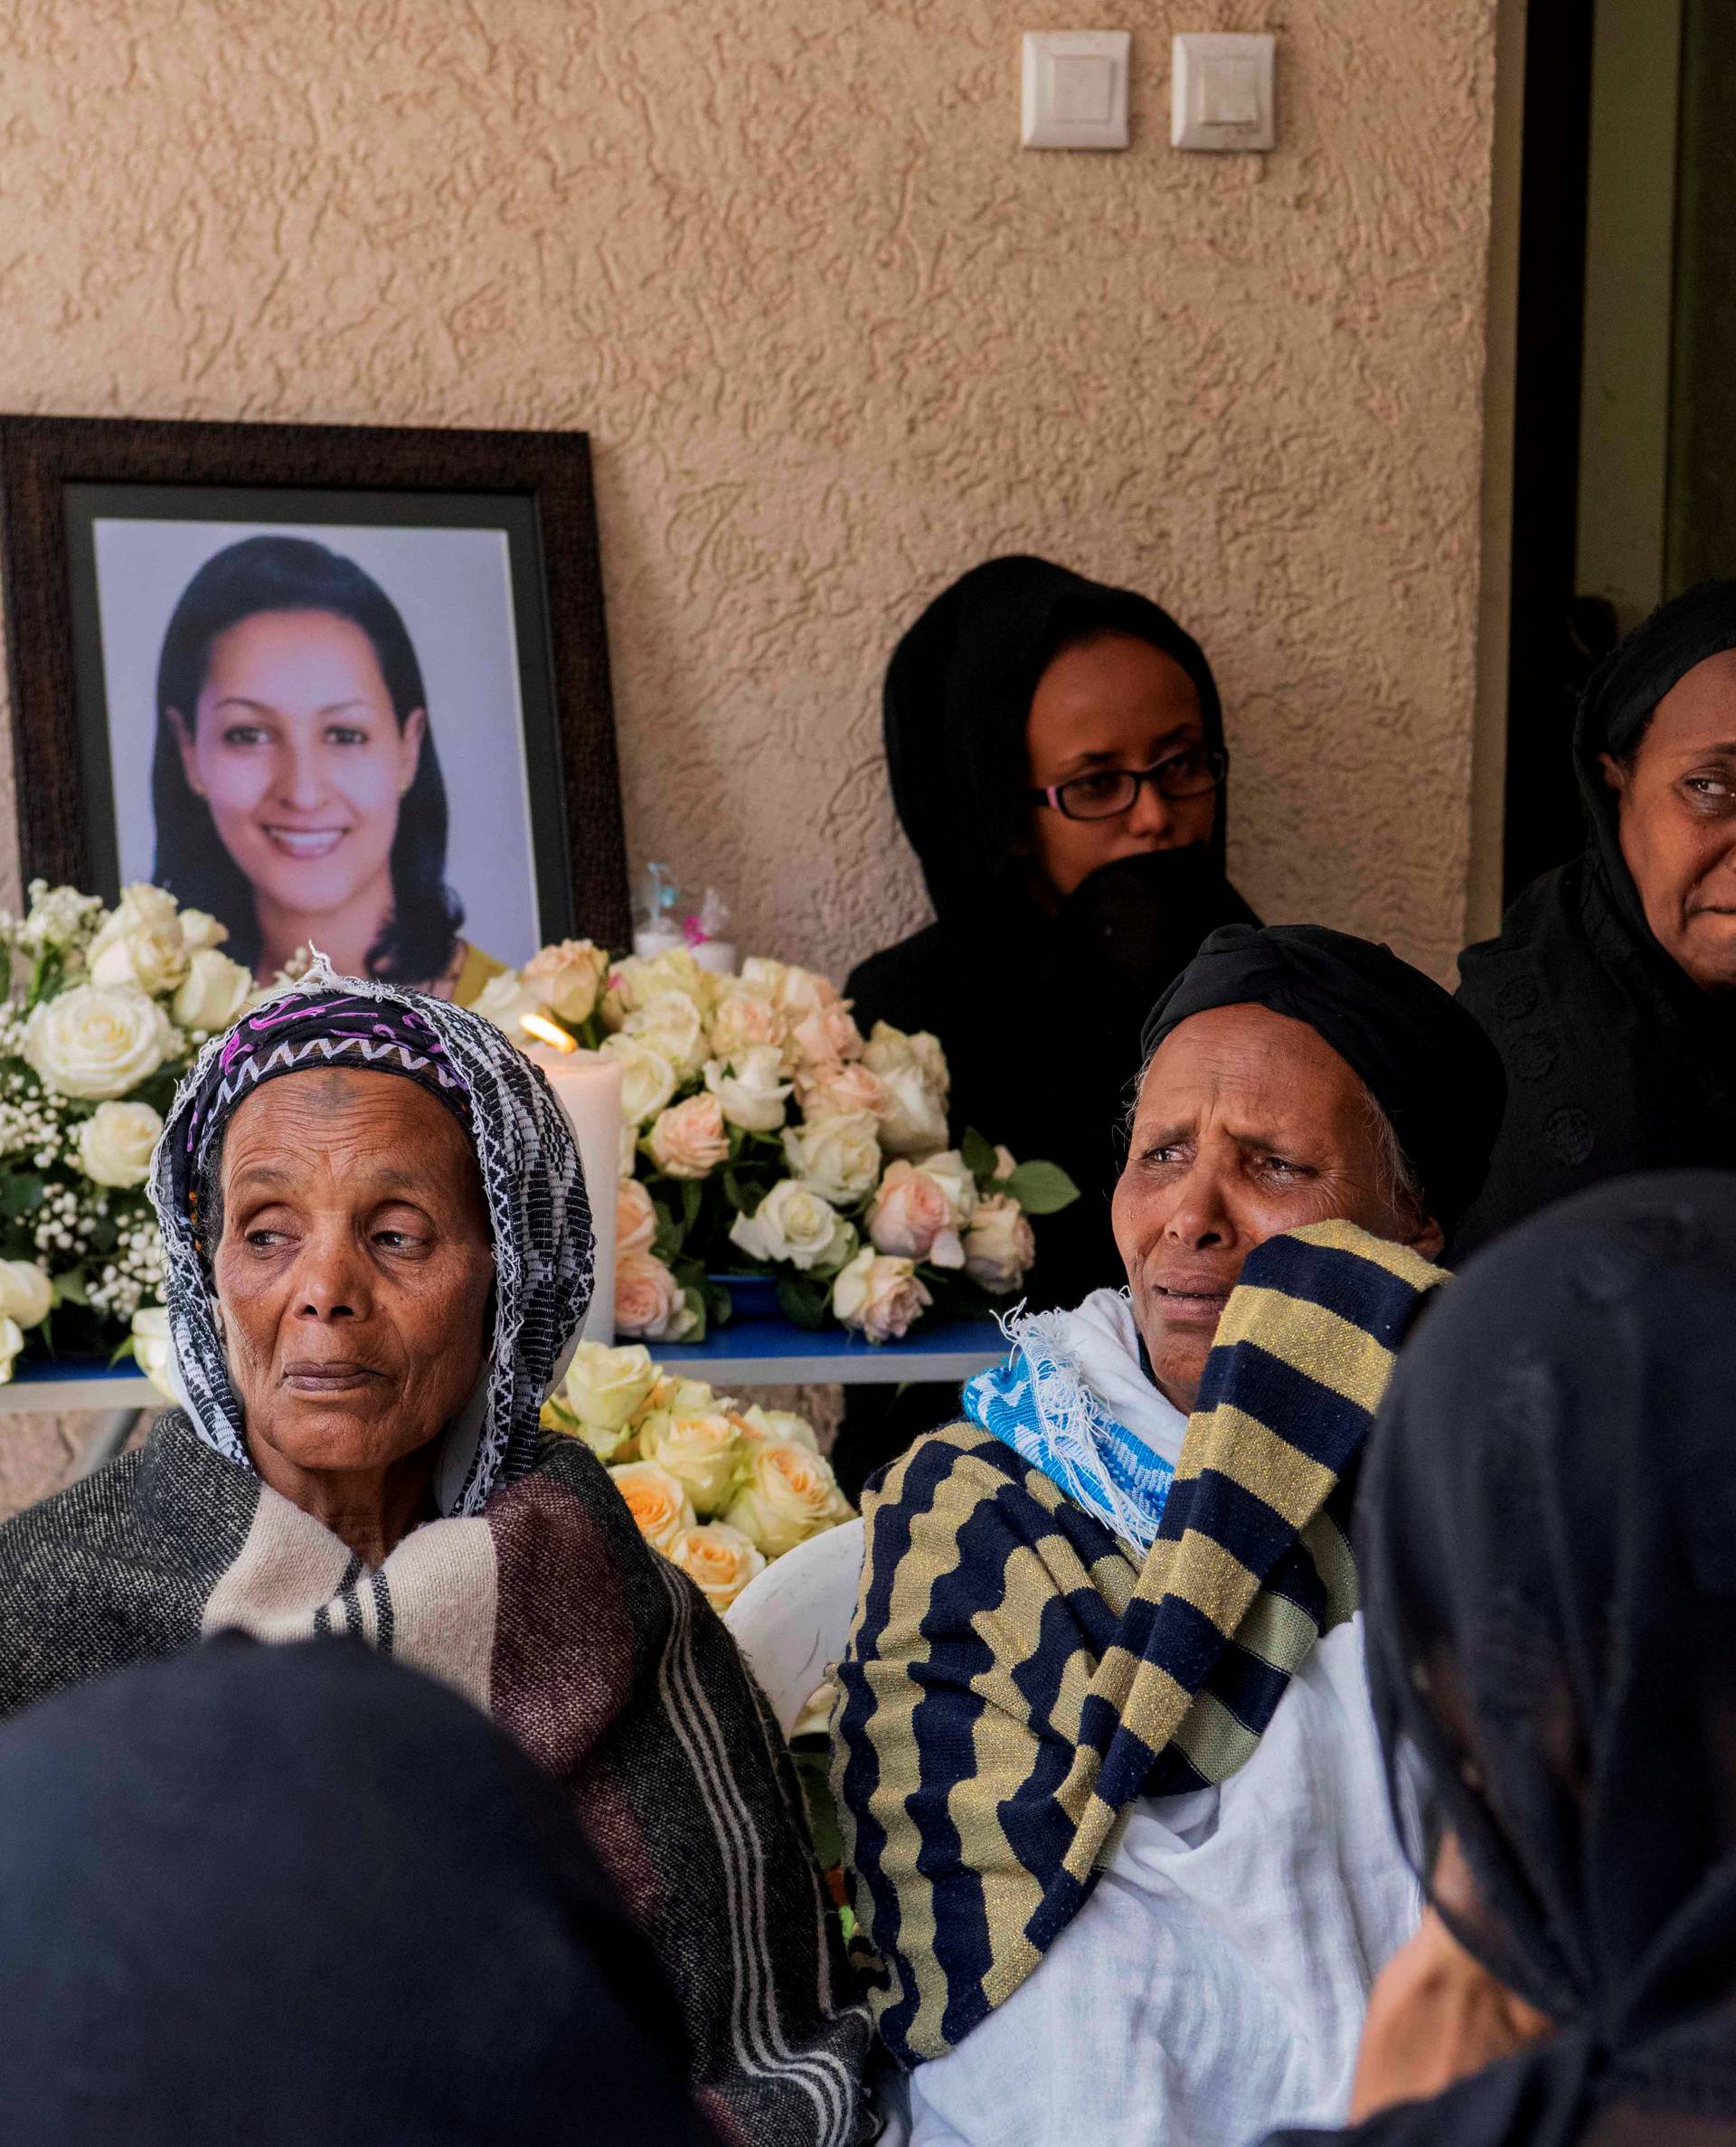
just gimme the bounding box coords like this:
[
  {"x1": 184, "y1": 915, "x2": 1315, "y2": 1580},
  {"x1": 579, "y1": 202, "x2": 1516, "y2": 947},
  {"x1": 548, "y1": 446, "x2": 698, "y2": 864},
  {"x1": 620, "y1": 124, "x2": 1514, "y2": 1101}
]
[
  {"x1": 844, "y1": 922, "x2": 949, "y2": 1039},
  {"x1": 0, "y1": 1413, "x2": 259, "y2": 1721}
]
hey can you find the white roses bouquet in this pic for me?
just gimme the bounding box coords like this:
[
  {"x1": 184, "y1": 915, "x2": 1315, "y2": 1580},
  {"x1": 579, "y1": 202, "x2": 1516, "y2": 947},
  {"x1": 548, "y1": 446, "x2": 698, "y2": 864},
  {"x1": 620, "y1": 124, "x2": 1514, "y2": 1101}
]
[
  {"x1": 542, "y1": 1339, "x2": 853, "y2": 1610},
  {"x1": 0, "y1": 880, "x2": 254, "y2": 1382},
  {"x1": 478, "y1": 942, "x2": 1079, "y2": 1343}
]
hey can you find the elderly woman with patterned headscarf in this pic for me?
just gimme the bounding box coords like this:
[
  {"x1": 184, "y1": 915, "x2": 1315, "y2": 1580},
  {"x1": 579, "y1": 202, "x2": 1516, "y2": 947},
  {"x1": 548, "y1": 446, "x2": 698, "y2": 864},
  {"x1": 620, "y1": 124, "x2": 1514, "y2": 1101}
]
[
  {"x1": 0, "y1": 969, "x2": 868, "y2": 2147},
  {"x1": 832, "y1": 923, "x2": 1505, "y2": 2147}
]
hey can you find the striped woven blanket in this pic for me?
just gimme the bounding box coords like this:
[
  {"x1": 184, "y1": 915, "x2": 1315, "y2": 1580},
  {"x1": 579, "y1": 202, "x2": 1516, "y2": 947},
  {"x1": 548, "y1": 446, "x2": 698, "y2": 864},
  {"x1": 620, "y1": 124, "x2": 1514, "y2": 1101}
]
[
  {"x1": 830, "y1": 1219, "x2": 1444, "y2": 2068},
  {"x1": 0, "y1": 1414, "x2": 869, "y2": 2146}
]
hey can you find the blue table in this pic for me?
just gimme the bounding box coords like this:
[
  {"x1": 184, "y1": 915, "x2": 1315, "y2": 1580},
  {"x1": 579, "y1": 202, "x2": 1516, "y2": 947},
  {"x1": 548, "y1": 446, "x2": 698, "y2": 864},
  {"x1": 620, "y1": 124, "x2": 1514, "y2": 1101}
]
[{"x1": 659, "y1": 1313, "x2": 1007, "y2": 1388}]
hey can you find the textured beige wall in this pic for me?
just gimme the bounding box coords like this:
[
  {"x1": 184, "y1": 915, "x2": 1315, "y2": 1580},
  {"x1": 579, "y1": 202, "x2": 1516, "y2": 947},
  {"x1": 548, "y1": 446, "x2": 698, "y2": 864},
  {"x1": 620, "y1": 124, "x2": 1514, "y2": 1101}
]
[
  {"x1": 0, "y1": 0, "x2": 1498, "y2": 980},
  {"x1": 0, "y1": 1, "x2": 1500, "y2": 1510}
]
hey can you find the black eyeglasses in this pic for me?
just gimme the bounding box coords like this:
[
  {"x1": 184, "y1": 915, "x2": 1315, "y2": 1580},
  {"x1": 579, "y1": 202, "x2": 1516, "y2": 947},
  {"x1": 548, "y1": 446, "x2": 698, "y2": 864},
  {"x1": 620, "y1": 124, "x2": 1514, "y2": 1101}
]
[{"x1": 1032, "y1": 746, "x2": 1229, "y2": 823}]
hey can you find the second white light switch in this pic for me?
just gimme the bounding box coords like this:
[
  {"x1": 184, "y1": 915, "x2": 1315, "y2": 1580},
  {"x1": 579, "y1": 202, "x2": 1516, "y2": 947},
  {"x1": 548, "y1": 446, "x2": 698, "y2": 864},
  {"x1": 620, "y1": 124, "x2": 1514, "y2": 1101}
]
[{"x1": 1171, "y1": 33, "x2": 1277, "y2": 152}]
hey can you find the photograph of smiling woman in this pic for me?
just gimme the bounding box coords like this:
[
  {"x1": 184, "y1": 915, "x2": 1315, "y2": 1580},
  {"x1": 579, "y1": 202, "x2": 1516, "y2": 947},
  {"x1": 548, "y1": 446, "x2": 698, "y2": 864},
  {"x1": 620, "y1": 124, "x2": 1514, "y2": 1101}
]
[{"x1": 148, "y1": 534, "x2": 486, "y2": 998}]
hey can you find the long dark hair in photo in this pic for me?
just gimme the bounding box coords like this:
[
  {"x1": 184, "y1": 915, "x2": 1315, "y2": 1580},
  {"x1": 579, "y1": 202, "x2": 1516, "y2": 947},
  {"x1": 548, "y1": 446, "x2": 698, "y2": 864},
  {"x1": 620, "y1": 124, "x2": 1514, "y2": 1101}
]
[{"x1": 150, "y1": 534, "x2": 463, "y2": 983}]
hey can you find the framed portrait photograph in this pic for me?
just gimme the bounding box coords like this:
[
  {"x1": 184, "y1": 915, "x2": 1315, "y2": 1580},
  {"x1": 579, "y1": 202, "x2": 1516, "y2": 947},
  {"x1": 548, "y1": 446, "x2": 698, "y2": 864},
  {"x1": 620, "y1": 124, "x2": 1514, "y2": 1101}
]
[{"x1": 0, "y1": 416, "x2": 629, "y2": 1001}]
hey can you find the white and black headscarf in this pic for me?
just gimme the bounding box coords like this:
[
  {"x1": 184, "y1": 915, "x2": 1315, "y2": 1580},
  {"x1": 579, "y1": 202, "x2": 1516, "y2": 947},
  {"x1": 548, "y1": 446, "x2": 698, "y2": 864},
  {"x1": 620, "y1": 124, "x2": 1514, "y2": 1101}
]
[{"x1": 148, "y1": 960, "x2": 593, "y2": 1518}]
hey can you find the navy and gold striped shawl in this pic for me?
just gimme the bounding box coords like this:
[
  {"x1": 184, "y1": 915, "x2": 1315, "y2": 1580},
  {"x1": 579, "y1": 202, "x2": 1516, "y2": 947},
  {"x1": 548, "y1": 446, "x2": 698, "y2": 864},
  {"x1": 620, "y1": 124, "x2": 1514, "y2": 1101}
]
[{"x1": 830, "y1": 1220, "x2": 1444, "y2": 2068}]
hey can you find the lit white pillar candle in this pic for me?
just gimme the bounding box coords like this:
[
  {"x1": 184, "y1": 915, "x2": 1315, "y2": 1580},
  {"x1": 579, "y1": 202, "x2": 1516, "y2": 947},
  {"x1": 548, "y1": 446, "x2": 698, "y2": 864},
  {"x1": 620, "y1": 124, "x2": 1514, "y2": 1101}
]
[{"x1": 521, "y1": 1018, "x2": 624, "y2": 1344}]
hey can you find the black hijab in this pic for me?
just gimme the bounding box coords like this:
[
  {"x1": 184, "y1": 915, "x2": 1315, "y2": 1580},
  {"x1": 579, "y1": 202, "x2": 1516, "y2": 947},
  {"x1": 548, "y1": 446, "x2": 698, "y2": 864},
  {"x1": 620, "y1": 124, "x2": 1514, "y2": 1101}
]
[
  {"x1": 1455, "y1": 582, "x2": 1736, "y2": 1255},
  {"x1": 1270, "y1": 1170, "x2": 1736, "y2": 2147},
  {"x1": 0, "y1": 1636, "x2": 717, "y2": 2146},
  {"x1": 847, "y1": 555, "x2": 1256, "y2": 1313},
  {"x1": 883, "y1": 553, "x2": 1231, "y2": 907},
  {"x1": 1142, "y1": 923, "x2": 1506, "y2": 1237}
]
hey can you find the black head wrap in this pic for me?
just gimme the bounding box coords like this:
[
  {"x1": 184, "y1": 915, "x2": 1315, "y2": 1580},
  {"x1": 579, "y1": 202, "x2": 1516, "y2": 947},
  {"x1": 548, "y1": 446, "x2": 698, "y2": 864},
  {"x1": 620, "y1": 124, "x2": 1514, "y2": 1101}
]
[
  {"x1": 1139, "y1": 923, "x2": 1505, "y2": 1234},
  {"x1": 1269, "y1": 1171, "x2": 1736, "y2": 2147},
  {"x1": 1453, "y1": 584, "x2": 1736, "y2": 1255},
  {"x1": 883, "y1": 553, "x2": 1228, "y2": 914},
  {"x1": 1574, "y1": 576, "x2": 1736, "y2": 951},
  {"x1": 0, "y1": 1636, "x2": 717, "y2": 2146}
]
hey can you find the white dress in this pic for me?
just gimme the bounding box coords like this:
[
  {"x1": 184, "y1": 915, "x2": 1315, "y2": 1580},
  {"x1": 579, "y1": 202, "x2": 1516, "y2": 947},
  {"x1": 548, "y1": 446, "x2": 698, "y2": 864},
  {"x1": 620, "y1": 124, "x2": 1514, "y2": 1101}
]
[
  {"x1": 870, "y1": 1292, "x2": 1420, "y2": 2147},
  {"x1": 877, "y1": 1620, "x2": 1420, "y2": 2147}
]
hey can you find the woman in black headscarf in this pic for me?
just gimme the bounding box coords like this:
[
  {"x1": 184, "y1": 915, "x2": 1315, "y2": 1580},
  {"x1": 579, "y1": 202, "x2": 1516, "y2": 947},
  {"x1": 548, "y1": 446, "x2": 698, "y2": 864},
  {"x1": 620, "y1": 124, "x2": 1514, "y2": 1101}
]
[
  {"x1": 1269, "y1": 1169, "x2": 1736, "y2": 2147},
  {"x1": 835, "y1": 557, "x2": 1255, "y2": 1496},
  {"x1": 0, "y1": 1635, "x2": 719, "y2": 2145},
  {"x1": 1455, "y1": 581, "x2": 1736, "y2": 1254}
]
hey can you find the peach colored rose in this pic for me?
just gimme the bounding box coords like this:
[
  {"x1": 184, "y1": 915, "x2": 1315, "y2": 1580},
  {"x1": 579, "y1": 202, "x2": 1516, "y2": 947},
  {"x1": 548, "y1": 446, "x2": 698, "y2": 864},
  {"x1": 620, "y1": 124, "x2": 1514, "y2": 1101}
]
[
  {"x1": 831, "y1": 1246, "x2": 933, "y2": 1343},
  {"x1": 963, "y1": 1194, "x2": 1036, "y2": 1293},
  {"x1": 866, "y1": 1159, "x2": 965, "y2": 1268},
  {"x1": 665, "y1": 1522, "x2": 765, "y2": 1612},
  {"x1": 920, "y1": 1149, "x2": 977, "y2": 1224},
  {"x1": 796, "y1": 1061, "x2": 889, "y2": 1123},
  {"x1": 608, "y1": 1461, "x2": 694, "y2": 1552},
  {"x1": 647, "y1": 1092, "x2": 730, "y2": 1179},
  {"x1": 614, "y1": 1248, "x2": 686, "y2": 1338},
  {"x1": 707, "y1": 982, "x2": 785, "y2": 1062},
  {"x1": 788, "y1": 1000, "x2": 863, "y2": 1072},
  {"x1": 617, "y1": 1177, "x2": 658, "y2": 1258},
  {"x1": 523, "y1": 939, "x2": 610, "y2": 1026}
]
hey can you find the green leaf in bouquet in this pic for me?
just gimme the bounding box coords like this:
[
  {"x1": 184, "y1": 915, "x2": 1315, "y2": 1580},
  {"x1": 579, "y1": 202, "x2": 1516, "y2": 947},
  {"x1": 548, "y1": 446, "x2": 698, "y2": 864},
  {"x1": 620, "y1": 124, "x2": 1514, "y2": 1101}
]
[
  {"x1": 776, "y1": 1272, "x2": 829, "y2": 1332},
  {"x1": 0, "y1": 1172, "x2": 45, "y2": 1218},
  {"x1": 922, "y1": 1266, "x2": 989, "y2": 1322},
  {"x1": 704, "y1": 1274, "x2": 736, "y2": 1328},
  {"x1": 960, "y1": 1126, "x2": 999, "y2": 1186},
  {"x1": 1002, "y1": 1160, "x2": 1081, "y2": 1215},
  {"x1": 677, "y1": 1284, "x2": 708, "y2": 1343},
  {"x1": 53, "y1": 1271, "x2": 90, "y2": 1309},
  {"x1": 789, "y1": 1739, "x2": 845, "y2": 1871},
  {"x1": 652, "y1": 1196, "x2": 684, "y2": 1253},
  {"x1": 680, "y1": 1178, "x2": 703, "y2": 1233}
]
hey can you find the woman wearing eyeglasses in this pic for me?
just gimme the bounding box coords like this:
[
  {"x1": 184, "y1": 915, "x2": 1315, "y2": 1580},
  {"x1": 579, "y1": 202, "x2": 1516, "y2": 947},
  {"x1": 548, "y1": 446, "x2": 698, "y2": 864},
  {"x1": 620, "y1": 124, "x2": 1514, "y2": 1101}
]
[{"x1": 833, "y1": 555, "x2": 1254, "y2": 1499}]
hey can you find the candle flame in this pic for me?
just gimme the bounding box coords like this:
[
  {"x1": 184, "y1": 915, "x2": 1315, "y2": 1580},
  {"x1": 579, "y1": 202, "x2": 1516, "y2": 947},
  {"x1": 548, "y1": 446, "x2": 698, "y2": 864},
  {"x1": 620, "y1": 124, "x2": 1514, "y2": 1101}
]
[{"x1": 521, "y1": 1012, "x2": 578, "y2": 1055}]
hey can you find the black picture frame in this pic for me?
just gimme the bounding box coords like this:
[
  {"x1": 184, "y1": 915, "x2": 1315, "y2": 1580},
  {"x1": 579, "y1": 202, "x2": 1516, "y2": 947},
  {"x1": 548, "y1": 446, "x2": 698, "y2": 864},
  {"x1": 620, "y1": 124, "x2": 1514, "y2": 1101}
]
[{"x1": 0, "y1": 414, "x2": 631, "y2": 963}]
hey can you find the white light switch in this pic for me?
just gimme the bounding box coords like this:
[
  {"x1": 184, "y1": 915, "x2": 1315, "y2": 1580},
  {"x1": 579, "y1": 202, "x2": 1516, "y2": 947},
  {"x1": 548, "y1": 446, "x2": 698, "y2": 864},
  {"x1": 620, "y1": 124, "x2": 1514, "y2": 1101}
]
[
  {"x1": 1022, "y1": 32, "x2": 1131, "y2": 150},
  {"x1": 1171, "y1": 33, "x2": 1277, "y2": 152}
]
